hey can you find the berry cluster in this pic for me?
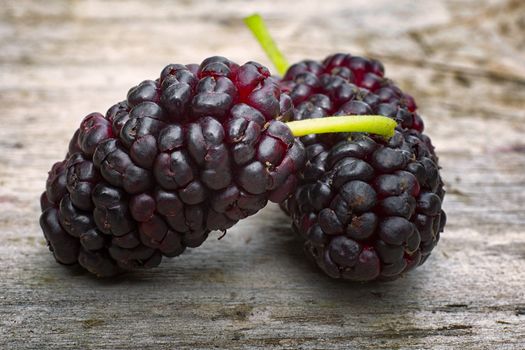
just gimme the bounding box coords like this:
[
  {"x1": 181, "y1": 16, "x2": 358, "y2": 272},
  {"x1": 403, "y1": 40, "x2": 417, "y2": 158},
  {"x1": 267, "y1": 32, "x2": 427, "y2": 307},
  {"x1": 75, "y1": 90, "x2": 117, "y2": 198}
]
[
  {"x1": 280, "y1": 53, "x2": 446, "y2": 281},
  {"x1": 40, "y1": 57, "x2": 305, "y2": 276},
  {"x1": 39, "y1": 48, "x2": 446, "y2": 282}
]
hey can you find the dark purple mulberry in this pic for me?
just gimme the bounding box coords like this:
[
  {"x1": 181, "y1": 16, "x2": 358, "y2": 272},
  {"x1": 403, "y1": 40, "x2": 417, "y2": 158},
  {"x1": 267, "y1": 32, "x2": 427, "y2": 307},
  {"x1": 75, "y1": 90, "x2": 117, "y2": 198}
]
[
  {"x1": 40, "y1": 57, "x2": 305, "y2": 277},
  {"x1": 280, "y1": 53, "x2": 445, "y2": 281}
]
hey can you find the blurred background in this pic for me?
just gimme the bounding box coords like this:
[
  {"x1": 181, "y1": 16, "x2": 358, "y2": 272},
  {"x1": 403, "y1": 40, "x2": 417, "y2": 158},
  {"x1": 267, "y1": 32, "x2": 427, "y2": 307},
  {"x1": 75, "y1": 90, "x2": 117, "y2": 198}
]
[
  {"x1": 1, "y1": 0, "x2": 524, "y2": 159},
  {"x1": 1, "y1": 1, "x2": 524, "y2": 348}
]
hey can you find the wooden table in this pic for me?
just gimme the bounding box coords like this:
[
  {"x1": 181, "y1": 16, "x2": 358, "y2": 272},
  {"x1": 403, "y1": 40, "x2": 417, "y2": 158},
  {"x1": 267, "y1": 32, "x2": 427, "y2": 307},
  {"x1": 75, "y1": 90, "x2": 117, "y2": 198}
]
[{"x1": 1, "y1": 0, "x2": 524, "y2": 348}]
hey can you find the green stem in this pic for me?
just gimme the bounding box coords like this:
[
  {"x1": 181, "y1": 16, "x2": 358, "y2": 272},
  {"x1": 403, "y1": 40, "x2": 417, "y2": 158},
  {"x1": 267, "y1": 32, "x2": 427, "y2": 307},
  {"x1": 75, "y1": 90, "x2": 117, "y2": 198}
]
[
  {"x1": 243, "y1": 15, "x2": 395, "y2": 139},
  {"x1": 244, "y1": 13, "x2": 289, "y2": 76},
  {"x1": 286, "y1": 115, "x2": 397, "y2": 138}
]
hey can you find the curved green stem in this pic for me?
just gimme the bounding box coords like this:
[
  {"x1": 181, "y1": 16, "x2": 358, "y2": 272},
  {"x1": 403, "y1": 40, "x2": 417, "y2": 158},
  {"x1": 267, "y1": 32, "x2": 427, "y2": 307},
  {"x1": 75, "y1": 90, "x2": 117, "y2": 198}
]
[
  {"x1": 243, "y1": 15, "x2": 395, "y2": 139},
  {"x1": 244, "y1": 13, "x2": 289, "y2": 76},
  {"x1": 286, "y1": 115, "x2": 397, "y2": 138}
]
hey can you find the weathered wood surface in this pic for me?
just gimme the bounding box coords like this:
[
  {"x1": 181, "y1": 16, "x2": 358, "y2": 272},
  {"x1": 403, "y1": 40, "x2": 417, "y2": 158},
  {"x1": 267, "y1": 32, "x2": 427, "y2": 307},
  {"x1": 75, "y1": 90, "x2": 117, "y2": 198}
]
[{"x1": 1, "y1": 0, "x2": 525, "y2": 349}]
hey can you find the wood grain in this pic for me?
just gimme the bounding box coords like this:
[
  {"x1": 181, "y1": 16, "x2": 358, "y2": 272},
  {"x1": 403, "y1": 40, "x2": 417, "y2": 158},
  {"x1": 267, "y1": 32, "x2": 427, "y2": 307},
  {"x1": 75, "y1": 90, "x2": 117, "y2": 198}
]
[{"x1": 1, "y1": 0, "x2": 524, "y2": 349}]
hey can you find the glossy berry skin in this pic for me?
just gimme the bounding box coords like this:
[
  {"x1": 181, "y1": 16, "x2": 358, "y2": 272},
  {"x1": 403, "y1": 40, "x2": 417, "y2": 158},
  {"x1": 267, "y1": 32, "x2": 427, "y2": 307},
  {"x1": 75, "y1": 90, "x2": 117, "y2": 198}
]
[
  {"x1": 281, "y1": 53, "x2": 425, "y2": 146},
  {"x1": 280, "y1": 53, "x2": 445, "y2": 281},
  {"x1": 40, "y1": 57, "x2": 305, "y2": 277}
]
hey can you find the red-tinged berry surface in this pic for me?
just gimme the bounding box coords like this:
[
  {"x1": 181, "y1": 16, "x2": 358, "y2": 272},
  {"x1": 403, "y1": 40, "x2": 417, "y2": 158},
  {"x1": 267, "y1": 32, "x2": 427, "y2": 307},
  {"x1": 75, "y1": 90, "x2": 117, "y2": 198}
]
[
  {"x1": 281, "y1": 53, "x2": 425, "y2": 148},
  {"x1": 280, "y1": 53, "x2": 445, "y2": 281},
  {"x1": 40, "y1": 57, "x2": 305, "y2": 277}
]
